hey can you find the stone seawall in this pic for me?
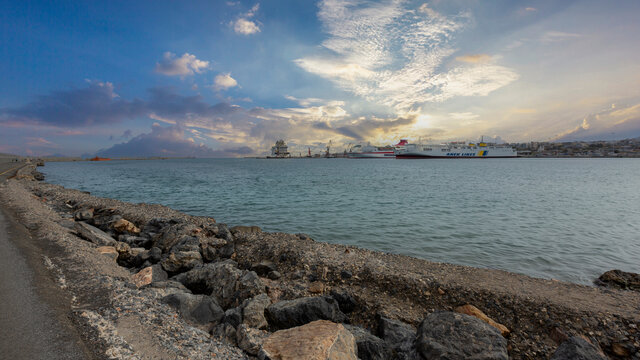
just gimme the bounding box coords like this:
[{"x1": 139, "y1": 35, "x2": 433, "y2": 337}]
[{"x1": 2, "y1": 174, "x2": 639, "y2": 359}]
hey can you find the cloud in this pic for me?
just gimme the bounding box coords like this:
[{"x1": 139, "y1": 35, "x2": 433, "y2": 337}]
[
  {"x1": 0, "y1": 80, "x2": 145, "y2": 127},
  {"x1": 540, "y1": 31, "x2": 581, "y2": 43},
  {"x1": 448, "y1": 112, "x2": 479, "y2": 121},
  {"x1": 555, "y1": 103, "x2": 640, "y2": 141},
  {"x1": 213, "y1": 73, "x2": 238, "y2": 91},
  {"x1": 231, "y1": 4, "x2": 261, "y2": 35},
  {"x1": 155, "y1": 52, "x2": 210, "y2": 76},
  {"x1": 1, "y1": 82, "x2": 424, "y2": 155},
  {"x1": 296, "y1": 0, "x2": 518, "y2": 111},
  {"x1": 25, "y1": 137, "x2": 57, "y2": 148},
  {"x1": 97, "y1": 123, "x2": 253, "y2": 158},
  {"x1": 455, "y1": 54, "x2": 492, "y2": 63}
]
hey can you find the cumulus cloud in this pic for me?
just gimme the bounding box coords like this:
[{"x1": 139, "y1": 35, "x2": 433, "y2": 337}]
[
  {"x1": 213, "y1": 73, "x2": 238, "y2": 91},
  {"x1": 231, "y1": 4, "x2": 261, "y2": 35},
  {"x1": 155, "y1": 52, "x2": 210, "y2": 76},
  {"x1": 96, "y1": 123, "x2": 253, "y2": 158},
  {"x1": 0, "y1": 80, "x2": 145, "y2": 127},
  {"x1": 296, "y1": 0, "x2": 518, "y2": 111},
  {"x1": 555, "y1": 103, "x2": 640, "y2": 141}
]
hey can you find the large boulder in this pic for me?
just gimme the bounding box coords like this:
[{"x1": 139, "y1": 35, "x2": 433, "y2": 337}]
[
  {"x1": 344, "y1": 325, "x2": 392, "y2": 360},
  {"x1": 416, "y1": 311, "x2": 508, "y2": 360},
  {"x1": 242, "y1": 293, "x2": 271, "y2": 329},
  {"x1": 265, "y1": 296, "x2": 347, "y2": 330},
  {"x1": 377, "y1": 316, "x2": 417, "y2": 360},
  {"x1": 173, "y1": 260, "x2": 265, "y2": 309},
  {"x1": 161, "y1": 292, "x2": 224, "y2": 325},
  {"x1": 260, "y1": 320, "x2": 357, "y2": 360},
  {"x1": 75, "y1": 221, "x2": 116, "y2": 246},
  {"x1": 550, "y1": 336, "x2": 607, "y2": 360},
  {"x1": 596, "y1": 269, "x2": 640, "y2": 291}
]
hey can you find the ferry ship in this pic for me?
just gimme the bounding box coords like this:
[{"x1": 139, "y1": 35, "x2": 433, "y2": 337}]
[
  {"x1": 347, "y1": 140, "x2": 409, "y2": 158},
  {"x1": 395, "y1": 141, "x2": 517, "y2": 159},
  {"x1": 347, "y1": 144, "x2": 394, "y2": 158}
]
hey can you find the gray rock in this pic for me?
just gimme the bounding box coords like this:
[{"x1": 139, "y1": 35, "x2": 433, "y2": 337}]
[
  {"x1": 174, "y1": 260, "x2": 265, "y2": 309},
  {"x1": 267, "y1": 271, "x2": 281, "y2": 280},
  {"x1": 265, "y1": 296, "x2": 347, "y2": 330},
  {"x1": 416, "y1": 311, "x2": 508, "y2": 360},
  {"x1": 73, "y1": 208, "x2": 94, "y2": 221},
  {"x1": 219, "y1": 242, "x2": 235, "y2": 259},
  {"x1": 161, "y1": 292, "x2": 224, "y2": 325},
  {"x1": 378, "y1": 316, "x2": 417, "y2": 360},
  {"x1": 132, "y1": 246, "x2": 163, "y2": 267},
  {"x1": 152, "y1": 222, "x2": 199, "y2": 252},
  {"x1": 236, "y1": 324, "x2": 268, "y2": 356},
  {"x1": 74, "y1": 221, "x2": 116, "y2": 246},
  {"x1": 242, "y1": 294, "x2": 271, "y2": 329},
  {"x1": 340, "y1": 270, "x2": 353, "y2": 279},
  {"x1": 199, "y1": 237, "x2": 227, "y2": 262},
  {"x1": 217, "y1": 224, "x2": 234, "y2": 242},
  {"x1": 344, "y1": 325, "x2": 393, "y2": 360},
  {"x1": 550, "y1": 336, "x2": 608, "y2": 360},
  {"x1": 596, "y1": 269, "x2": 640, "y2": 291},
  {"x1": 170, "y1": 236, "x2": 200, "y2": 253},
  {"x1": 119, "y1": 234, "x2": 151, "y2": 248},
  {"x1": 223, "y1": 307, "x2": 243, "y2": 328},
  {"x1": 149, "y1": 247, "x2": 162, "y2": 263},
  {"x1": 252, "y1": 261, "x2": 277, "y2": 277},
  {"x1": 90, "y1": 212, "x2": 122, "y2": 229},
  {"x1": 161, "y1": 251, "x2": 203, "y2": 274},
  {"x1": 330, "y1": 290, "x2": 356, "y2": 313}
]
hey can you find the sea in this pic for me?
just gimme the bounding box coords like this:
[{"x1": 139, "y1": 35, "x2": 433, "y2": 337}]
[{"x1": 41, "y1": 158, "x2": 640, "y2": 285}]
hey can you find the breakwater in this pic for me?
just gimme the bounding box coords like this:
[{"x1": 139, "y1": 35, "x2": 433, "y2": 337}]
[{"x1": 1, "y1": 169, "x2": 639, "y2": 359}]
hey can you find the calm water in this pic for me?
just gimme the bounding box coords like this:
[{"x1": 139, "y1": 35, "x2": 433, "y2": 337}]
[{"x1": 41, "y1": 158, "x2": 640, "y2": 285}]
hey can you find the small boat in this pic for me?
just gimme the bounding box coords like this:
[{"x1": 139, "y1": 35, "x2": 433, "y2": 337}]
[{"x1": 89, "y1": 156, "x2": 111, "y2": 161}]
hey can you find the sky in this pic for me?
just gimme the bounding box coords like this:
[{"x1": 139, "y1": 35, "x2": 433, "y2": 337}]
[{"x1": 1, "y1": 0, "x2": 640, "y2": 157}]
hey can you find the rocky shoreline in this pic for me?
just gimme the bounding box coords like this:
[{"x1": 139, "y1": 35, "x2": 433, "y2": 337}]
[{"x1": 1, "y1": 166, "x2": 639, "y2": 359}]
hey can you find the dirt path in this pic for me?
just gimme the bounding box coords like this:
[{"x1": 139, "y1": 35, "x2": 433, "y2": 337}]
[{"x1": 0, "y1": 192, "x2": 94, "y2": 359}]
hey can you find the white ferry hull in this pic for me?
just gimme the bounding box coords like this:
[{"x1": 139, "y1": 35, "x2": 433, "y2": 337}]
[{"x1": 396, "y1": 144, "x2": 517, "y2": 159}]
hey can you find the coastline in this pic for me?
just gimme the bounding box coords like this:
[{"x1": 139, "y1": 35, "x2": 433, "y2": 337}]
[{"x1": 1, "y1": 165, "x2": 638, "y2": 359}]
